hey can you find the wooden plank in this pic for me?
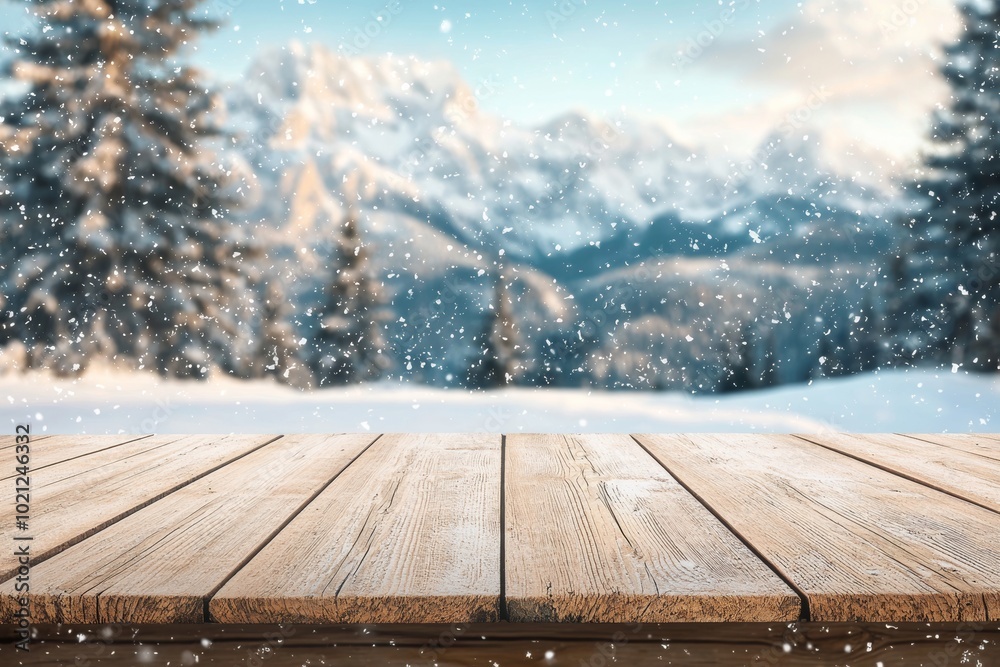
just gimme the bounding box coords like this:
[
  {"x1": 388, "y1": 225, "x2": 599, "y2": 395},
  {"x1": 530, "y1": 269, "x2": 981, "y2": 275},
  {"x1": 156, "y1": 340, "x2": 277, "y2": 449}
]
[
  {"x1": 0, "y1": 434, "x2": 279, "y2": 582},
  {"x1": 211, "y1": 433, "x2": 502, "y2": 624},
  {"x1": 0, "y1": 434, "x2": 376, "y2": 624},
  {"x1": 902, "y1": 434, "x2": 1000, "y2": 463},
  {"x1": 0, "y1": 434, "x2": 49, "y2": 450},
  {"x1": 4, "y1": 622, "x2": 999, "y2": 667},
  {"x1": 505, "y1": 434, "x2": 801, "y2": 622},
  {"x1": 798, "y1": 433, "x2": 1000, "y2": 514},
  {"x1": 637, "y1": 434, "x2": 1000, "y2": 622},
  {"x1": 0, "y1": 435, "x2": 159, "y2": 480}
]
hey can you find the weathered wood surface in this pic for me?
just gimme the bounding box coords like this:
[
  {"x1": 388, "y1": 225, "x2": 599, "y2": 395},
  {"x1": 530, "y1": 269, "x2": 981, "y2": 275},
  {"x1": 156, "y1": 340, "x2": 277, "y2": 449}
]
[
  {"x1": 2, "y1": 622, "x2": 997, "y2": 667},
  {"x1": 637, "y1": 434, "x2": 1000, "y2": 622},
  {"x1": 798, "y1": 433, "x2": 1000, "y2": 513},
  {"x1": 0, "y1": 434, "x2": 376, "y2": 624},
  {"x1": 904, "y1": 433, "x2": 1000, "y2": 462},
  {"x1": 2, "y1": 433, "x2": 999, "y2": 626},
  {"x1": 0, "y1": 434, "x2": 278, "y2": 581},
  {"x1": 0, "y1": 434, "x2": 154, "y2": 479},
  {"x1": 211, "y1": 433, "x2": 503, "y2": 624},
  {"x1": 504, "y1": 434, "x2": 800, "y2": 622},
  {"x1": 0, "y1": 433, "x2": 49, "y2": 450}
]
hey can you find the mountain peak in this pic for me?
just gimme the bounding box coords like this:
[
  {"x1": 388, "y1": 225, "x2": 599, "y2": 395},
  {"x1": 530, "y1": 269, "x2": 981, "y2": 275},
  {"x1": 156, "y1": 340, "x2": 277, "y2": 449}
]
[{"x1": 247, "y1": 43, "x2": 468, "y2": 109}]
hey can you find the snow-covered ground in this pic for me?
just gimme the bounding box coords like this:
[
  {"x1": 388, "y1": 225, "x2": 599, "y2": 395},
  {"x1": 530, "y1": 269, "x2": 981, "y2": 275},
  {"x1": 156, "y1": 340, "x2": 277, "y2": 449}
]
[{"x1": 1, "y1": 368, "x2": 997, "y2": 435}]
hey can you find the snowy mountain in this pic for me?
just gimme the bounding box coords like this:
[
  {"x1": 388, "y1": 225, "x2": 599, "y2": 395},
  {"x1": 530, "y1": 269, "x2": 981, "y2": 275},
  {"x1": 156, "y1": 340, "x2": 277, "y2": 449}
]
[
  {"x1": 225, "y1": 42, "x2": 900, "y2": 271},
  {"x1": 215, "y1": 43, "x2": 902, "y2": 391}
]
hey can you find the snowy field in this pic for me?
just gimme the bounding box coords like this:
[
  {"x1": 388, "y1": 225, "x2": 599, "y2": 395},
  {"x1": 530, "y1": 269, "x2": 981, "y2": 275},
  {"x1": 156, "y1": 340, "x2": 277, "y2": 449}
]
[{"x1": 1, "y1": 368, "x2": 997, "y2": 435}]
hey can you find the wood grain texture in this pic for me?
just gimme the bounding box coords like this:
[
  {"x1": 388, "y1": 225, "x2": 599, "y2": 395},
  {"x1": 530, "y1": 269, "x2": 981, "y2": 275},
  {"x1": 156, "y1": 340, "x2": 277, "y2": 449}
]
[
  {"x1": 0, "y1": 434, "x2": 49, "y2": 450},
  {"x1": 211, "y1": 433, "x2": 502, "y2": 624},
  {"x1": 0, "y1": 434, "x2": 376, "y2": 624},
  {"x1": 0, "y1": 435, "x2": 155, "y2": 479},
  {"x1": 902, "y1": 434, "x2": 1000, "y2": 463},
  {"x1": 0, "y1": 434, "x2": 278, "y2": 582},
  {"x1": 4, "y1": 622, "x2": 998, "y2": 667},
  {"x1": 505, "y1": 434, "x2": 801, "y2": 622},
  {"x1": 798, "y1": 433, "x2": 1000, "y2": 514},
  {"x1": 637, "y1": 434, "x2": 1000, "y2": 622}
]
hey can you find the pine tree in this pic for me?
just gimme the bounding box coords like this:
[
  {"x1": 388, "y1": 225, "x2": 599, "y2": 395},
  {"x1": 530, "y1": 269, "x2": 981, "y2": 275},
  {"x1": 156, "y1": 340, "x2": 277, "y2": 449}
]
[
  {"x1": 310, "y1": 208, "x2": 390, "y2": 385},
  {"x1": 897, "y1": 1, "x2": 1000, "y2": 371},
  {"x1": 718, "y1": 322, "x2": 753, "y2": 393},
  {"x1": 758, "y1": 328, "x2": 779, "y2": 388},
  {"x1": 815, "y1": 329, "x2": 850, "y2": 378},
  {"x1": 534, "y1": 325, "x2": 592, "y2": 387},
  {"x1": 848, "y1": 297, "x2": 881, "y2": 373},
  {"x1": 0, "y1": 0, "x2": 262, "y2": 378},
  {"x1": 258, "y1": 282, "x2": 313, "y2": 388},
  {"x1": 466, "y1": 269, "x2": 522, "y2": 389}
]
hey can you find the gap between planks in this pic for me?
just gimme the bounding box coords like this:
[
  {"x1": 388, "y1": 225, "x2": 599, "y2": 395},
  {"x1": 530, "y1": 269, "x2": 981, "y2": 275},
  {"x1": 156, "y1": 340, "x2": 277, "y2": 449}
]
[
  {"x1": 0, "y1": 435, "x2": 284, "y2": 582},
  {"x1": 0, "y1": 434, "x2": 154, "y2": 480},
  {"x1": 210, "y1": 433, "x2": 504, "y2": 624},
  {"x1": 498, "y1": 434, "x2": 508, "y2": 621},
  {"x1": 202, "y1": 435, "x2": 384, "y2": 611},
  {"x1": 6, "y1": 433, "x2": 1000, "y2": 625},
  {"x1": 0, "y1": 435, "x2": 380, "y2": 623},
  {"x1": 795, "y1": 434, "x2": 1000, "y2": 516},
  {"x1": 504, "y1": 434, "x2": 801, "y2": 623},
  {"x1": 629, "y1": 434, "x2": 812, "y2": 621},
  {"x1": 899, "y1": 433, "x2": 1000, "y2": 463},
  {"x1": 636, "y1": 434, "x2": 1000, "y2": 622}
]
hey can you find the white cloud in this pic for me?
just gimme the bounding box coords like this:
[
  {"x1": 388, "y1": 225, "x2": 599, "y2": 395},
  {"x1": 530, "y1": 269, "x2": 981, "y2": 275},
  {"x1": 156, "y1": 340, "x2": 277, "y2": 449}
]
[{"x1": 676, "y1": 0, "x2": 963, "y2": 172}]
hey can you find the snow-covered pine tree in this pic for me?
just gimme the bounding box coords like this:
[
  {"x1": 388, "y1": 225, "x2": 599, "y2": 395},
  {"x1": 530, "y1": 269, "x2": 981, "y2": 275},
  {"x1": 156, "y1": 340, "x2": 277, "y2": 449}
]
[
  {"x1": 466, "y1": 268, "x2": 522, "y2": 389},
  {"x1": 310, "y1": 208, "x2": 390, "y2": 385},
  {"x1": 0, "y1": 0, "x2": 262, "y2": 378},
  {"x1": 533, "y1": 324, "x2": 593, "y2": 387},
  {"x1": 896, "y1": 0, "x2": 1000, "y2": 371},
  {"x1": 258, "y1": 282, "x2": 313, "y2": 388}
]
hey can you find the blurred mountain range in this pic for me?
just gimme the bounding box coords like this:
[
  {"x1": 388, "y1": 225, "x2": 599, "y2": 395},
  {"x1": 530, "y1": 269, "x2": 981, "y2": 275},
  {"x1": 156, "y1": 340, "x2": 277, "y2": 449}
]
[
  {"x1": 219, "y1": 42, "x2": 903, "y2": 389},
  {"x1": 227, "y1": 42, "x2": 900, "y2": 266}
]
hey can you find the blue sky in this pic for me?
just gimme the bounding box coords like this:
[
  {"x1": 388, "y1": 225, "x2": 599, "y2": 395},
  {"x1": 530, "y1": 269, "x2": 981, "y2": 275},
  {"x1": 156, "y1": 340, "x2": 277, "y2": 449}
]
[
  {"x1": 1, "y1": 0, "x2": 963, "y2": 162},
  {"x1": 183, "y1": 0, "x2": 803, "y2": 125},
  {"x1": 0, "y1": 1, "x2": 802, "y2": 124}
]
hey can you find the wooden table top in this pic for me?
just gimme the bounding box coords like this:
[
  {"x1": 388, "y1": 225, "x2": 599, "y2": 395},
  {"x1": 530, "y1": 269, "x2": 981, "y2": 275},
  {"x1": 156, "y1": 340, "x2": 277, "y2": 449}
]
[{"x1": 1, "y1": 433, "x2": 998, "y2": 625}]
